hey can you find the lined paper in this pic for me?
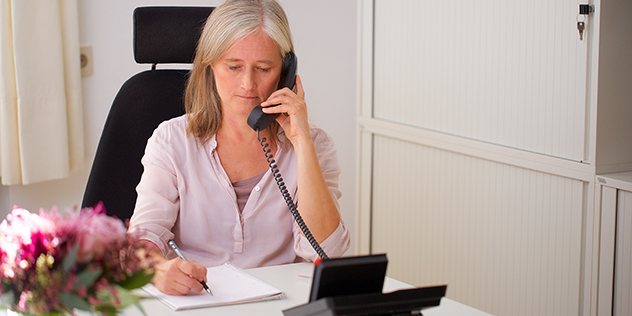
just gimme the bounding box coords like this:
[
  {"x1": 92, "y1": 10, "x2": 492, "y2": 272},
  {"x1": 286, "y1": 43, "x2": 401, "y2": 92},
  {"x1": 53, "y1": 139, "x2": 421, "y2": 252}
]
[{"x1": 143, "y1": 262, "x2": 284, "y2": 310}]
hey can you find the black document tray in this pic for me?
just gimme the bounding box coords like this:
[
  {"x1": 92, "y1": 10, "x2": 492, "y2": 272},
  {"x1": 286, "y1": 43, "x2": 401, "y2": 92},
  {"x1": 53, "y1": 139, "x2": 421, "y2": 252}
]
[{"x1": 283, "y1": 285, "x2": 447, "y2": 316}]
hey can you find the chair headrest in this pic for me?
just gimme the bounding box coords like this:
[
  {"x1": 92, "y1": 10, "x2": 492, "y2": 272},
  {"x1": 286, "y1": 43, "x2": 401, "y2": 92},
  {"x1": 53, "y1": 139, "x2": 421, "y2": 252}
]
[{"x1": 133, "y1": 6, "x2": 214, "y2": 64}]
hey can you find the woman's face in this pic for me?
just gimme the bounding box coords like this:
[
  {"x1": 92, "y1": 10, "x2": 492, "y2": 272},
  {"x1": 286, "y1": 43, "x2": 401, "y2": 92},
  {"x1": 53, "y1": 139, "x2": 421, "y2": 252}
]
[{"x1": 211, "y1": 31, "x2": 283, "y2": 119}]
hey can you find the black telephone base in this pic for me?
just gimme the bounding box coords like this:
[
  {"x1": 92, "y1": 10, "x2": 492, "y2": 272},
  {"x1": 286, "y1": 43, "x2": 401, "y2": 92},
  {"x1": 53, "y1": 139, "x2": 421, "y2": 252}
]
[{"x1": 282, "y1": 285, "x2": 447, "y2": 316}]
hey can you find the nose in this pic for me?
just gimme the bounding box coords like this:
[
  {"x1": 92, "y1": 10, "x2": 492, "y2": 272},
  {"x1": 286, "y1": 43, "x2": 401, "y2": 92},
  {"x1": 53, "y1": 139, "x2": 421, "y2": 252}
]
[{"x1": 241, "y1": 69, "x2": 256, "y2": 91}]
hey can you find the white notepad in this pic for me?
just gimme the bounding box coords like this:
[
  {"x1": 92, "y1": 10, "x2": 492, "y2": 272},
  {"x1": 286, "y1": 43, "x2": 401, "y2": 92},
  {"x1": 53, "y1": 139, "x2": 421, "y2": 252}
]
[{"x1": 142, "y1": 262, "x2": 285, "y2": 310}]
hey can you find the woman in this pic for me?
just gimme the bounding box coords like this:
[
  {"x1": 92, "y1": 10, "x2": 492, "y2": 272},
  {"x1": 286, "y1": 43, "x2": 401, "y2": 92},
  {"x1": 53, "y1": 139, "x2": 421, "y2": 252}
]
[{"x1": 129, "y1": 0, "x2": 350, "y2": 296}]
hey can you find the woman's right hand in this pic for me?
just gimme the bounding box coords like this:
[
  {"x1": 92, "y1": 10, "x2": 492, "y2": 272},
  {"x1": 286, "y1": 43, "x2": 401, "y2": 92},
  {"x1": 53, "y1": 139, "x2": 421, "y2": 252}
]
[
  {"x1": 139, "y1": 240, "x2": 208, "y2": 295},
  {"x1": 152, "y1": 257, "x2": 208, "y2": 295}
]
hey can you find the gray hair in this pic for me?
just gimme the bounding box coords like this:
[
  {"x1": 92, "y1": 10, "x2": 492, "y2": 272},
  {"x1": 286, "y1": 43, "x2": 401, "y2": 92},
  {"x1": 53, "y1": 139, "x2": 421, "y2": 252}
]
[{"x1": 185, "y1": 0, "x2": 293, "y2": 143}]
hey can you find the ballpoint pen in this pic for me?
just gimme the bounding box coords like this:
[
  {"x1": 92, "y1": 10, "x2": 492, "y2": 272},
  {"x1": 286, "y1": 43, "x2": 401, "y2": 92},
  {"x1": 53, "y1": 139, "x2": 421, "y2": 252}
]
[{"x1": 168, "y1": 240, "x2": 213, "y2": 295}]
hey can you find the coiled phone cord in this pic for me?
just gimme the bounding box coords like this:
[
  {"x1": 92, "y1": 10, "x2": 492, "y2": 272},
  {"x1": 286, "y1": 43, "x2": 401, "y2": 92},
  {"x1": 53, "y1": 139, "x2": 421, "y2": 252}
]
[{"x1": 257, "y1": 129, "x2": 329, "y2": 260}]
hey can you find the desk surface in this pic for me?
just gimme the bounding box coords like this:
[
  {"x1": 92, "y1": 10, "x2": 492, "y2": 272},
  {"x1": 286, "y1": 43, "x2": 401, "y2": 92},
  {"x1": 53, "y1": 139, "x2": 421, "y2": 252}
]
[
  {"x1": 120, "y1": 262, "x2": 493, "y2": 316},
  {"x1": 0, "y1": 262, "x2": 493, "y2": 316}
]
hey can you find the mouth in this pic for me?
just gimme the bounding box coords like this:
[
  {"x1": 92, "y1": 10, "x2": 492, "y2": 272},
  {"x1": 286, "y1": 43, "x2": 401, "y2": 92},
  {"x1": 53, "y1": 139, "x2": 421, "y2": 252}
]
[{"x1": 237, "y1": 95, "x2": 259, "y2": 101}]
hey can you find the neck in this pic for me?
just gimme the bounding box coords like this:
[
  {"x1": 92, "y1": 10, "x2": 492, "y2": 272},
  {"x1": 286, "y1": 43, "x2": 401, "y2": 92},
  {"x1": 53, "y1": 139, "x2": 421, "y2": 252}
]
[{"x1": 219, "y1": 114, "x2": 271, "y2": 143}]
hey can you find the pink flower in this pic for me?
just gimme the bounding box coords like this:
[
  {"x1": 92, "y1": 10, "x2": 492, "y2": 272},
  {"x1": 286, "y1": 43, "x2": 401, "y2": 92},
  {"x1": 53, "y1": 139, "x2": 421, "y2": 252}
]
[
  {"x1": 74, "y1": 207, "x2": 127, "y2": 262},
  {"x1": 20, "y1": 231, "x2": 53, "y2": 264},
  {"x1": 17, "y1": 291, "x2": 29, "y2": 311},
  {"x1": 1, "y1": 207, "x2": 58, "y2": 270},
  {"x1": 1, "y1": 203, "x2": 152, "y2": 315},
  {"x1": 4, "y1": 207, "x2": 56, "y2": 240}
]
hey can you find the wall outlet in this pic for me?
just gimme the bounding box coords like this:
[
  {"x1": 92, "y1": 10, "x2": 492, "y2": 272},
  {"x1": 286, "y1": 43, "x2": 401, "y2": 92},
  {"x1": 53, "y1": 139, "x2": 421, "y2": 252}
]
[{"x1": 80, "y1": 45, "x2": 93, "y2": 77}]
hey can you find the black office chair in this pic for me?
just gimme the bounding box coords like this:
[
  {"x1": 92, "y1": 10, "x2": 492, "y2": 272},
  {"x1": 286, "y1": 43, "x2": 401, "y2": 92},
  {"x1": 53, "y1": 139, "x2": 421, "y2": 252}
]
[{"x1": 82, "y1": 7, "x2": 214, "y2": 220}]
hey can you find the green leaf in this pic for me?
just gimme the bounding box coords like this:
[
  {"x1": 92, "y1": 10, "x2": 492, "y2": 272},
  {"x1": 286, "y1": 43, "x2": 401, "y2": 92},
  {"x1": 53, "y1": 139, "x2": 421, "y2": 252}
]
[
  {"x1": 95, "y1": 286, "x2": 135, "y2": 313},
  {"x1": 114, "y1": 286, "x2": 140, "y2": 308},
  {"x1": 117, "y1": 270, "x2": 154, "y2": 290},
  {"x1": 59, "y1": 292, "x2": 91, "y2": 311},
  {"x1": 94, "y1": 305, "x2": 117, "y2": 316},
  {"x1": 134, "y1": 301, "x2": 148, "y2": 316},
  {"x1": 62, "y1": 245, "x2": 79, "y2": 272},
  {"x1": 74, "y1": 267, "x2": 103, "y2": 289}
]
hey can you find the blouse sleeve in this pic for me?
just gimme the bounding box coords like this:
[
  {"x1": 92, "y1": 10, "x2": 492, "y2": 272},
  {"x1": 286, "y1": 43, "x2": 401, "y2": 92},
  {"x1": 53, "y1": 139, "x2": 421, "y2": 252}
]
[
  {"x1": 128, "y1": 122, "x2": 181, "y2": 255},
  {"x1": 293, "y1": 127, "x2": 350, "y2": 261}
]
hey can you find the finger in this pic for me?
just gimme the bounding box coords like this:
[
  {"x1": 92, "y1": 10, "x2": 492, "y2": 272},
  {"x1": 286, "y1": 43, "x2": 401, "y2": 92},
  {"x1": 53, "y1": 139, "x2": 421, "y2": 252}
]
[
  {"x1": 155, "y1": 259, "x2": 201, "y2": 295},
  {"x1": 275, "y1": 111, "x2": 289, "y2": 126},
  {"x1": 262, "y1": 77, "x2": 303, "y2": 108},
  {"x1": 176, "y1": 259, "x2": 208, "y2": 283},
  {"x1": 261, "y1": 90, "x2": 291, "y2": 108},
  {"x1": 171, "y1": 277, "x2": 200, "y2": 295},
  {"x1": 170, "y1": 270, "x2": 204, "y2": 293},
  {"x1": 263, "y1": 91, "x2": 305, "y2": 114},
  {"x1": 188, "y1": 259, "x2": 209, "y2": 283},
  {"x1": 177, "y1": 275, "x2": 204, "y2": 293},
  {"x1": 294, "y1": 74, "x2": 305, "y2": 99}
]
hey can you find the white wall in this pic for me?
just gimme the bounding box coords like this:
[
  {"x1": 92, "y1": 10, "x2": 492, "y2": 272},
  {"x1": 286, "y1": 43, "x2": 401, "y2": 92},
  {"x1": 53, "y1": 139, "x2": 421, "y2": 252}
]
[{"x1": 0, "y1": 0, "x2": 358, "y2": 254}]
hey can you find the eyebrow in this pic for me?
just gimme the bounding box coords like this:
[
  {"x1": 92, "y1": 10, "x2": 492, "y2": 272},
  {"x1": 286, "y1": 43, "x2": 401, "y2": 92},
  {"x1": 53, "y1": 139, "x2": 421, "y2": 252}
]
[{"x1": 224, "y1": 58, "x2": 276, "y2": 65}]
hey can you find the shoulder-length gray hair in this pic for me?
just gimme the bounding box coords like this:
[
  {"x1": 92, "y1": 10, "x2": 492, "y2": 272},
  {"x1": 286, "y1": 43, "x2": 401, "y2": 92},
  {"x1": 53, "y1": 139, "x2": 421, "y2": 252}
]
[{"x1": 185, "y1": 0, "x2": 294, "y2": 143}]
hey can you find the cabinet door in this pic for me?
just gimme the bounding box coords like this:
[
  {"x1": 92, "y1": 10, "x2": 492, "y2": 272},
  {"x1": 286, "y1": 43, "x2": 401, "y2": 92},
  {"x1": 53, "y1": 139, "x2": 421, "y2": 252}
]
[
  {"x1": 371, "y1": 136, "x2": 584, "y2": 316},
  {"x1": 372, "y1": 0, "x2": 589, "y2": 161},
  {"x1": 364, "y1": 0, "x2": 591, "y2": 315},
  {"x1": 614, "y1": 190, "x2": 632, "y2": 315},
  {"x1": 598, "y1": 183, "x2": 632, "y2": 316}
]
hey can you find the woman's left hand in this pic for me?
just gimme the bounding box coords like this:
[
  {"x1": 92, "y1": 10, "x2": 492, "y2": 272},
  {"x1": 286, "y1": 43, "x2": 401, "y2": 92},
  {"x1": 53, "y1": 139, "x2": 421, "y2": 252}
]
[
  {"x1": 263, "y1": 75, "x2": 341, "y2": 244},
  {"x1": 260, "y1": 75, "x2": 310, "y2": 146}
]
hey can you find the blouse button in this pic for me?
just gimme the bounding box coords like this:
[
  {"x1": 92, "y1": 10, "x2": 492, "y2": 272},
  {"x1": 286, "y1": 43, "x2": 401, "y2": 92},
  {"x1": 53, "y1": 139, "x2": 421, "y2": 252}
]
[{"x1": 254, "y1": 185, "x2": 261, "y2": 192}]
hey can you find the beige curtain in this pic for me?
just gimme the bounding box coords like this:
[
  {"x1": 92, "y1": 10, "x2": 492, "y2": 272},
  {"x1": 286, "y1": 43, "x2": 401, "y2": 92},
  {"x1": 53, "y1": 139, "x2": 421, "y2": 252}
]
[{"x1": 0, "y1": 0, "x2": 84, "y2": 185}]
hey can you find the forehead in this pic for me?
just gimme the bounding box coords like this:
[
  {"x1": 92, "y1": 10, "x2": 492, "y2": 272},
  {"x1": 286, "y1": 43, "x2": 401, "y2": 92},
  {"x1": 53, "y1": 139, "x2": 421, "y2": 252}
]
[{"x1": 221, "y1": 31, "x2": 282, "y2": 62}]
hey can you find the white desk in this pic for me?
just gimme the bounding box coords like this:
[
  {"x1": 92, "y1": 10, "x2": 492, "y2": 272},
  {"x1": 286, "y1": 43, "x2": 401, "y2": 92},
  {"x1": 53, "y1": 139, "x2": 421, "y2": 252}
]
[
  {"x1": 0, "y1": 263, "x2": 493, "y2": 316},
  {"x1": 120, "y1": 262, "x2": 493, "y2": 316}
]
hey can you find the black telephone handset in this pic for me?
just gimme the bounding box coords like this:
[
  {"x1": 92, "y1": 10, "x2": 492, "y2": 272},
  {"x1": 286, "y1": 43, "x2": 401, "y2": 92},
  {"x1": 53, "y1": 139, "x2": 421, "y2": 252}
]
[
  {"x1": 247, "y1": 52, "x2": 298, "y2": 132},
  {"x1": 248, "y1": 52, "x2": 329, "y2": 260}
]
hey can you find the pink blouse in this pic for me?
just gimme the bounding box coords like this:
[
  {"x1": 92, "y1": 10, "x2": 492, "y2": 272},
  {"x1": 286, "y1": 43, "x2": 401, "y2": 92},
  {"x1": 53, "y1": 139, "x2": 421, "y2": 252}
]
[{"x1": 129, "y1": 115, "x2": 350, "y2": 268}]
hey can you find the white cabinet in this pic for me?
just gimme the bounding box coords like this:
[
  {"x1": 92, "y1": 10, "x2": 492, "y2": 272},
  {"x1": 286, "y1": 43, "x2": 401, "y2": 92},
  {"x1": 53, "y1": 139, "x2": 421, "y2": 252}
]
[
  {"x1": 357, "y1": 1, "x2": 632, "y2": 315},
  {"x1": 597, "y1": 173, "x2": 632, "y2": 316}
]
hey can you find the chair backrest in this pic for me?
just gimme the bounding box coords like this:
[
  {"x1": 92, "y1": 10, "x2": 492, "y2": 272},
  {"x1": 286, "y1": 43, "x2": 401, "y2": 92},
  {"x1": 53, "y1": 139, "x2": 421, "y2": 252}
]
[{"x1": 82, "y1": 7, "x2": 214, "y2": 220}]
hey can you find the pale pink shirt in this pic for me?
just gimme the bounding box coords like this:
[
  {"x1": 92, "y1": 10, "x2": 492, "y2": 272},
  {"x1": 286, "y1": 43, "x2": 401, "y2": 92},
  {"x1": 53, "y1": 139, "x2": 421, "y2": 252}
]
[{"x1": 129, "y1": 115, "x2": 349, "y2": 268}]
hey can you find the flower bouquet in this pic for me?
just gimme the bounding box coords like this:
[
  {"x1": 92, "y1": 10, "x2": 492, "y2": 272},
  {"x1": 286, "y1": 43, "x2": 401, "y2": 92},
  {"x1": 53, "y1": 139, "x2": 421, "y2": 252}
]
[{"x1": 0, "y1": 203, "x2": 154, "y2": 316}]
